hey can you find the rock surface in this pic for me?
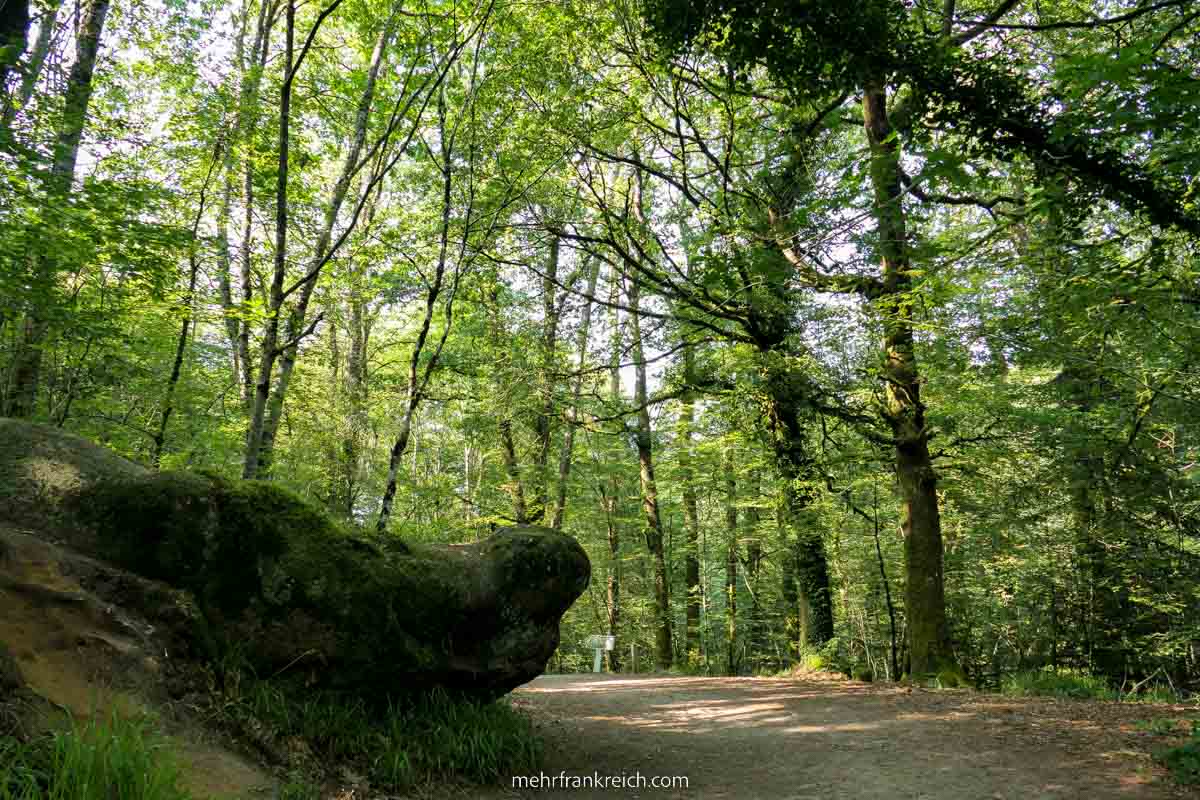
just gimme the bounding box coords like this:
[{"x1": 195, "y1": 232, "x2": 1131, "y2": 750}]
[{"x1": 0, "y1": 420, "x2": 590, "y2": 699}]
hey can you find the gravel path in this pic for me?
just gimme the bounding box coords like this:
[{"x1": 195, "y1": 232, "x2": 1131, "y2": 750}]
[{"x1": 494, "y1": 673, "x2": 1197, "y2": 800}]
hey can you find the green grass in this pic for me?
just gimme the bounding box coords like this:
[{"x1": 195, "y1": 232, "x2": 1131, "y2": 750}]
[
  {"x1": 0, "y1": 713, "x2": 192, "y2": 800},
  {"x1": 1000, "y1": 668, "x2": 1193, "y2": 704},
  {"x1": 235, "y1": 681, "x2": 542, "y2": 790},
  {"x1": 1001, "y1": 668, "x2": 1119, "y2": 700}
]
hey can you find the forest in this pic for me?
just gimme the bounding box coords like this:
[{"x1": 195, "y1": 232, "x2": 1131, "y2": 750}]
[{"x1": 2, "y1": 0, "x2": 1200, "y2": 790}]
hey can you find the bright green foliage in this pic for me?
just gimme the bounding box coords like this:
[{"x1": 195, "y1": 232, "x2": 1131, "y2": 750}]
[
  {"x1": 0, "y1": 714, "x2": 191, "y2": 800},
  {"x1": 1001, "y1": 668, "x2": 1117, "y2": 701},
  {"x1": 3, "y1": 0, "x2": 1200, "y2": 787}
]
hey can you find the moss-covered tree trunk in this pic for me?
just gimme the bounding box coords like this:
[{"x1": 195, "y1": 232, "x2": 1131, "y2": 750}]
[
  {"x1": 627, "y1": 271, "x2": 673, "y2": 670},
  {"x1": 862, "y1": 79, "x2": 954, "y2": 678},
  {"x1": 761, "y1": 365, "x2": 833, "y2": 653}
]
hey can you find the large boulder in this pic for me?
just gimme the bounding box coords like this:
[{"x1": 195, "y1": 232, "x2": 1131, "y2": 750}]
[{"x1": 0, "y1": 420, "x2": 590, "y2": 699}]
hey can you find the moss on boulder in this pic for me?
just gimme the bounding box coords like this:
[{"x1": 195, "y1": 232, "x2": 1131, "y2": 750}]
[{"x1": 0, "y1": 421, "x2": 590, "y2": 700}]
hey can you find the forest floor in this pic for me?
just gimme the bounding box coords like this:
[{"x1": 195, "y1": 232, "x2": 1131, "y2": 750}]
[{"x1": 490, "y1": 673, "x2": 1199, "y2": 800}]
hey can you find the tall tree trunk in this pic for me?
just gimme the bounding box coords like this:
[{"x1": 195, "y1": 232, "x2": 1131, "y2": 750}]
[
  {"x1": 152, "y1": 151, "x2": 221, "y2": 467},
  {"x1": 376, "y1": 88, "x2": 461, "y2": 535},
  {"x1": 0, "y1": 0, "x2": 30, "y2": 113},
  {"x1": 528, "y1": 234, "x2": 561, "y2": 523},
  {"x1": 724, "y1": 449, "x2": 738, "y2": 675},
  {"x1": 256, "y1": 8, "x2": 398, "y2": 474},
  {"x1": 499, "y1": 418, "x2": 530, "y2": 524},
  {"x1": 862, "y1": 79, "x2": 954, "y2": 677},
  {"x1": 627, "y1": 271, "x2": 672, "y2": 670},
  {"x1": 3, "y1": 0, "x2": 110, "y2": 418},
  {"x1": 549, "y1": 256, "x2": 599, "y2": 531},
  {"x1": 761, "y1": 365, "x2": 834, "y2": 652},
  {"x1": 242, "y1": 0, "x2": 295, "y2": 479},
  {"x1": 217, "y1": 0, "x2": 273, "y2": 400},
  {"x1": 602, "y1": 264, "x2": 623, "y2": 672},
  {"x1": 331, "y1": 263, "x2": 370, "y2": 516},
  {"x1": 743, "y1": 470, "x2": 764, "y2": 661},
  {"x1": 2, "y1": 0, "x2": 60, "y2": 130},
  {"x1": 678, "y1": 345, "x2": 701, "y2": 664}
]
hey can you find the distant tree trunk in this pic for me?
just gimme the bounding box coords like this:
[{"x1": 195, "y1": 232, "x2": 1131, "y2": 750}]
[
  {"x1": 724, "y1": 449, "x2": 738, "y2": 675},
  {"x1": 549, "y1": 256, "x2": 599, "y2": 531},
  {"x1": 529, "y1": 234, "x2": 561, "y2": 524},
  {"x1": 3, "y1": 0, "x2": 110, "y2": 419},
  {"x1": 871, "y1": 481, "x2": 899, "y2": 681},
  {"x1": 862, "y1": 79, "x2": 954, "y2": 677},
  {"x1": 152, "y1": 150, "x2": 221, "y2": 467},
  {"x1": 331, "y1": 262, "x2": 370, "y2": 516},
  {"x1": 217, "y1": 0, "x2": 274, "y2": 401},
  {"x1": 376, "y1": 84, "x2": 468, "y2": 535},
  {"x1": 603, "y1": 264, "x2": 623, "y2": 673},
  {"x1": 743, "y1": 471, "x2": 765, "y2": 661},
  {"x1": 216, "y1": 173, "x2": 242, "y2": 389},
  {"x1": 627, "y1": 270, "x2": 672, "y2": 670},
  {"x1": 499, "y1": 417, "x2": 530, "y2": 524},
  {"x1": 678, "y1": 346, "x2": 702, "y2": 664}
]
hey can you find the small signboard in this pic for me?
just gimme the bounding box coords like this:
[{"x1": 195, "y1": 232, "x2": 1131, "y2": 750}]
[
  {"x1": 584, "y1": 635, "x2": 615, "y2": 651},
  {"x1": 584, "y1": 634, "x2": 615, "y2": 673}
]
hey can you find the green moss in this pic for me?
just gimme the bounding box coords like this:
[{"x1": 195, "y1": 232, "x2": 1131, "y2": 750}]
[{"x1": 69, "y1": 472, "x2": 588, "y2": 698}]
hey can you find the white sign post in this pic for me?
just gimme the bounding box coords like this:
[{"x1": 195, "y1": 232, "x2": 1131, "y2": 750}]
[{"x1": 584, "y1": 635, "x2": 615, "y2": 673}]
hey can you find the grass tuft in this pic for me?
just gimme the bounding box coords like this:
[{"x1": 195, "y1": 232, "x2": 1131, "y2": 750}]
[
  {"x1": 1001, "y1": 668, "x2": 1117, "y2": 700},
  {"x1": 0, "y1": 713, "x2": 191, "y2": 800},
  {"x1": 234, "y1": 680, "x2": 542, "y2": 791}
]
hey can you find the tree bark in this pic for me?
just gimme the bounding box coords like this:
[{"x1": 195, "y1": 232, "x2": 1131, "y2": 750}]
[
  {"x1": 602, "y1": 264, "x2": 623, "y2": 672},
  {"x1": 761, "y1": 364, "x2": 834, "y2": 652},
  {"x1": 0, "y1": 0, "x2": 31, "y2": 115},
  {"x1": 376, "y1": 87, "x2": 462, "y2": 535},
  {"x1": 2, "y1": 0, "x2": 60, "y2": 131},
  {"x1": 627, "y1": 270, "x2": 673, "y2": 669},
  {"x1": 862, "y1": 79, "x2": 954, "y2": 677},
  {"x1": 529, "y1": 234, "x2": 561, "y2": 523},
  {"x1": 256, "y1": 7, "x2": 398, "y2": 473},
  {"x1": 242, "y1": 0, "x2": 295, "y2": 479},
  {"x1": 678, "y1": 346, "x2": 702, "y2": 664},
  {"x1": 217, "y1": 0, "x2": 274, "y2": 403},
  {"x1": 549, "y1": 256, "x2": 599, "y2": 531},
  {"x1": 152, "y1": 150, "x2": 221, "y2": 467},
  {"x1": 724, "y1": 449, "x2": 738, "y2": 675},
  {"x1": 499, "y1": 418, "x2": 530, "y2": 524},
  {"x1": 743, "y1": 470, "x2": 765, "y2": 661}
]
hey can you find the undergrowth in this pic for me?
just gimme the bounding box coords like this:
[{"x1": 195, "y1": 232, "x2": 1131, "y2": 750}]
[
  {"x1": 0, "y1": 713, "x2": 191, "y2": 800},
  {"x1": 1159, "y1": 722, "x2": 1200, "y2": 785},
  {"x1": 229, "y1": 678, "x2": 542, "y2": 791},
  {"x1": 1001, "y1": 668, "x2": 1188, "y2": 703}
]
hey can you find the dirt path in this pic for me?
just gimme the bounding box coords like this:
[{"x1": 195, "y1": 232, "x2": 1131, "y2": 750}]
[{"x1": 497, "y1": 673, "x2": 1197, "y2": 800}]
